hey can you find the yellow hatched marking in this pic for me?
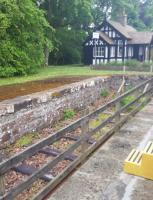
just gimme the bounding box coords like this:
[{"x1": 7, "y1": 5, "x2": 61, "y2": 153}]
[
  {"x1": 124, "y1": 141, "x2": 153, "y2": 180},
  {"x1": 135, "y1": 151, "x2": 142, "y2": 164},
  {"x1": 150, "y1": 142, "x2": 153, "y2": 154},
  {"x1": 143, "y1": 141, "x2": 152, "y2": 153},
  {"x1": 148, "y1": 143, "x2": 153, "y2": 154},
  {"x1": 130, "y1": 150, "x2": 139, "y2": 163},
  {"x1": 132, "y1": 150, "x2": 140, "y2": 162},
  {"x1": 126, "y1": 149, "x2": 136, "y2": 162}
]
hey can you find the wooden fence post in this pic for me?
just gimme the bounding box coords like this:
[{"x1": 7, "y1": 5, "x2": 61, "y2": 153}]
[
  {"x1": 143, "y1": 83, "x2": 149, "y2": 94},
  {"x1": 115, "y1": 78, "x2": 122, "y2": 122},
  {"x1": 143, "y1": 83, "x2": 152, "y2": 102},
  {"x1": 115, "y1": 101, "x2": 121, "y2": 123},
  {"x1": 132, "y1": 86, "x2": 140, "y2": 105},
  {"x1": 81, "y1": 108, "x2": 89, "y2": 154},
  {"x1": 0, "y1": 156, "x2": 5, "y2": 197},
  {"x1": 115, "y1": 75, "x2": 126, "y2": 122}
]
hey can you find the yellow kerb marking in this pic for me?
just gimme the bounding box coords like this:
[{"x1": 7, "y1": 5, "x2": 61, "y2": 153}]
[{"x1": 124, "y1": 141, "x2": 153, "y2": 180}]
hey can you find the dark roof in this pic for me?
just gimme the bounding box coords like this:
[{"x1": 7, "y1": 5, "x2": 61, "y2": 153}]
[
  {"x1": 98, "y1": 31, "x2": 114, "y2": 45},
  {"x1": 128, "y1": 32, "x2": 153, "y2": 44},
  {"x1": 84, "y1": 19, "x2": 153, "y2": 47},
  {"x1": 108, "y1": 20, "x2": 137, "y2": 39},
  {"x1": 106, "y1": 20, "x2": 153, "y2": 44}
]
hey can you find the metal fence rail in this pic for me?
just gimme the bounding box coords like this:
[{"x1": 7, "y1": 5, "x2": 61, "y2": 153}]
[{"x1": 0, "y1": 77, "x2": 153, "y2": 200}]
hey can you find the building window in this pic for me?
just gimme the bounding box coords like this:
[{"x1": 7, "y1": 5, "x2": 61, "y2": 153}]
[
  {"x1": 118, "y1": 40, "x2": 123, "y2": 45},
  {"x1": 118, "y1": 40, "x2": 123, "y2": 57},
  {"x1": 111, "y1": 46, "x2": 115, "y2": 57},
  {"x1": 139, "y1": 47, "x2": 143, "y2": 55},
  {"x1": 112, "y1": 31, "x2": 116, "y2": 38},
  {"x1": 105, "y1": 26, "x2": 108, "y2": 31},
  {"x1": 128, "y1": 47, "x2": 133, "y2": 57},
  {"x1": 93, "y1": 47, "x2": 105, "y2": 57},
  {"x1": 114, "y1": 40, "x2": 118, "y2": 44},
  {"x1": 118, "y1": 47, "x2": 123, "y2": 57},
  {"x1": 108, "y1": 31, "x2": 112, "y2": 37}
]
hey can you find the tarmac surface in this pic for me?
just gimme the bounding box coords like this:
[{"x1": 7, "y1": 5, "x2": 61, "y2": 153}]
[{"x1": 48, "y1": 100, "x2": 153, "y2": 200}]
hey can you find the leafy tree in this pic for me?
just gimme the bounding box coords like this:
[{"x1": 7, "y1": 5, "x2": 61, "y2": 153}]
[
  {"x1": 92, "y1": 0, "x2": 153, "y2": 31},
  {"x1": 0, "y1": 0, "x2": 53, "y2": 77},
  {"x1": 49, "y1": 28, "x2": 86, "y2": 64},
  {"x1": 92, "y1": 0, "x2": 112, "y2": 26},
  {"x1": 40, "y1": 0, "x2": 92, "y2": 65},
  {"x1": 139, "y1": 0, "x2": 153, "y2": 30},
  {"x1": 92, "y1": 0, "x2": 134, "y2": 24},
  {"x1": 40, "y1": 0, "x2": 92, "y2": 29}
]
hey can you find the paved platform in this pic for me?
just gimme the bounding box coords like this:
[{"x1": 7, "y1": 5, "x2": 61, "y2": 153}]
[{"x1": 48, "y1": 100, "x2": 153, "y2": 200}]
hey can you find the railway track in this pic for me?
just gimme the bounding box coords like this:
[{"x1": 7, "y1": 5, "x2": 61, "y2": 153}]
[{"x1": 0, "y1": 78, "x2": 153, "y2": 200}]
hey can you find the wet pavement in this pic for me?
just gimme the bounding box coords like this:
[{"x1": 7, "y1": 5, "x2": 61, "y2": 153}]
[{"x1": 48, "y1": 100, "x2": 153, "y2": 200}]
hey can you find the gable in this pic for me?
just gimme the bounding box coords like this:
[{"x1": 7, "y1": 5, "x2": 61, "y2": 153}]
[
  {"x1": 98, "y1": 21, "x2": 127, "y2": 39},
  {"x1": 98, "y1": 20, "x2": 132, "y2": 39},
  {"x1": 108, "y1": 21, "x2": 135, "y2": 39},
  {"x1": 84, "y1": 31, "x2": 114, "y2": 47}
]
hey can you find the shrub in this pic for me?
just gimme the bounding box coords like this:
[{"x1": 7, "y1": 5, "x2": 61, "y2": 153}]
[
  {"x1": 0, "y1": 65, "x2": 38, "y2": 78},
  {"x1": 120, "y1": 95, "x2": 135, "y2": 107},
  {"x1": 142, "y1": 62, "x2": 151, "y2": 68},
  {"x1": 100, "y1": 61, "x2": 123, "y2": 67},
  {"x1": 109, "y1": 61, "x2": 123, "y2": 66},
  {"x1": 120, "y1": 95, "x2": 135, "y2": 111},
  {"x1": 100, "y1": 88, "x2": 109, "y2": 97},
  {"x1": 124, "y1": 59, "x2": 140, "y2": 68},
  {"x1": 97, "y1": 59, "x2": 152, "y2": 70},
  {"x1": 0, "y1": 66, "x2": 17, "y2": 78},
  {"x1": 63, "y1": 109, "x2": 75, "y2": 120},
  {"x1": 99, "y1": 59, "x2": 147, "y2": 68},
  {"x1": 15, "y1": 133, "x2": 38, "y2": 148}
]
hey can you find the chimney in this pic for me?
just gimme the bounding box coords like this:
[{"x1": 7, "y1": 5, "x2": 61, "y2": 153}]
[{"x1": 117, "y1": 10, "x2": 127, "y2": 26}]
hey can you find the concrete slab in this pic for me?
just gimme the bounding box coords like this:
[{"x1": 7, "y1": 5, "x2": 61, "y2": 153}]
[{"x1": 48, "y1": 100, "x2": 153, "y2": 200}]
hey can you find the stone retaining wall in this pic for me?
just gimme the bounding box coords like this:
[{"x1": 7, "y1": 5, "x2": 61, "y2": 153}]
[{"x1": 0, "y1": 75, "x2": 151, "y2": 147}]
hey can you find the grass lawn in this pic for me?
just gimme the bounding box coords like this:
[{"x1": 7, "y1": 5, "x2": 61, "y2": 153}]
[{"x1": 0, "y1": 65, "x2": 152, "y2": 86}]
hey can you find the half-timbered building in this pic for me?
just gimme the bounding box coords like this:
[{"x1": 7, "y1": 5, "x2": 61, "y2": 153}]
[{"x1": 83, "y1": 14, "x2": 153, "y2": 65}]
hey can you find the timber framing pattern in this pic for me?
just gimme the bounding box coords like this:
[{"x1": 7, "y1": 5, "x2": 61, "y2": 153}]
[{"x1": 0, "y1": 78, "x2": 153, "y2": 200}]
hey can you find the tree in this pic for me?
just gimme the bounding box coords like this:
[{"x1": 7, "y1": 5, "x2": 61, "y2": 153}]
[
  {"x1": 92, "y1": 0, "x2": 134, "y2": 25},
  {"x1": 0, "y1": 0, "x2": 53, "y2": 77},
  {"x1": 92, "y1": 0, "x2": 153, "y2": 31},
  {"x1": 92, "y1": 0, "x2": 112, "y2": 26},
  {"x1": 40, "y1": 0, "x2": 92, "y2": 29},
  {"x1": 40, "y1": 0, "x2": 92, "y2": 64},
  {"x1": 139, "y1": 0, "x2": 153, "y2": 30},
  {"x1": 49, "y1": 28, "x2": 86, "y2": 64}
]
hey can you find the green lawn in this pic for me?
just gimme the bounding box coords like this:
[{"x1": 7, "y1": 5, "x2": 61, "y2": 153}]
[{"x1": 0, "y1": 65, "x2": 152, "y2": 86}]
